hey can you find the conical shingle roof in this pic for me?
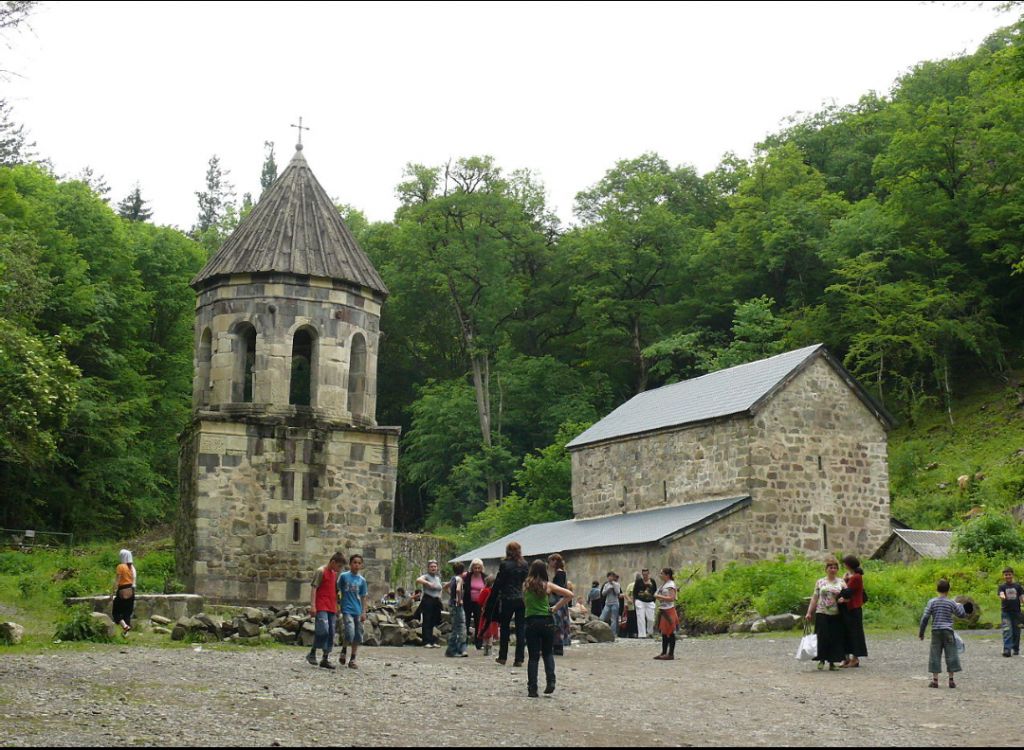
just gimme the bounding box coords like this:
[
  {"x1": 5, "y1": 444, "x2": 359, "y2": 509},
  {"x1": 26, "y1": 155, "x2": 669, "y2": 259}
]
[{"x1": 191, "y1": 147, "x2": 388, "y2": 295}]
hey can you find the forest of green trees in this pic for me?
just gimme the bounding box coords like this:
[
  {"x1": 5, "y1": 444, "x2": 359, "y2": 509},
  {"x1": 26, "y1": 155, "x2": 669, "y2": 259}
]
[{"x1": 3, "y1": 12, "x2": 1024, "y2": 546}]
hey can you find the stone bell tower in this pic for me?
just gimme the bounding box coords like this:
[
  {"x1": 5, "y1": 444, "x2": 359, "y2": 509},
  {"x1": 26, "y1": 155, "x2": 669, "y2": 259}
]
[{"x1": 176, "y1": 143, "x2": 399, "y2": 603}]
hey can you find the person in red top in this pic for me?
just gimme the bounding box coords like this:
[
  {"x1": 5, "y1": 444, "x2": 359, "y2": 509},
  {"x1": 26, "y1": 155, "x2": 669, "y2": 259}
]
[
  {"x1": 307, "y1": 552, "x2": 345, "y2": 670},
  {"x1": 838, "y1": 554, "x2": 867, "y2": 668},
  {"x1": 475, "y1": 575, "x2": 500, "y2": 656}
]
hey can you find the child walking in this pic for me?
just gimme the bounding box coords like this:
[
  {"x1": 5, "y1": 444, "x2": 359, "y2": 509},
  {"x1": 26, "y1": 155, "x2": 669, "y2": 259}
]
[
  {"x1": 337, "y1": 554, "x2": 369, "y2": 669},
  {"x1": 522, "y1": 559, "x2": 573, "y2": 697},
  {"x1": 919, "y1": 578, "x2": 967, "y2": 689}
]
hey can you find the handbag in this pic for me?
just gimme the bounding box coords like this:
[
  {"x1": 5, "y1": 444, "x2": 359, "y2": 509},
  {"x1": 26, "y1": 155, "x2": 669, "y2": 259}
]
[{"x1": 795, "y1": 622, "x2": 817, "y2": 661}]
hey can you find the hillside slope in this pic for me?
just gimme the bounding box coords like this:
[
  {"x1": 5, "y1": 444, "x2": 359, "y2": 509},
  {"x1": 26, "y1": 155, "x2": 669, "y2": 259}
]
[{"x1": 888, "y1": 374, "x2": 1024, "y2": 529}]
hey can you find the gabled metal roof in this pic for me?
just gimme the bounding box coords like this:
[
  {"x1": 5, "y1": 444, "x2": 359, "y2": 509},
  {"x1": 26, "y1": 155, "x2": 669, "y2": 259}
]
[
  {"x1": 566, "y1": 344, "x2": 894, "y2": 450},
  {"x1": 451, "y1": 495, "x2": 751, "y2": 563},
  {"x1": 192, "y1": 147, "x2": 388, "y2": 295},
  {"x1": 891, "y1": 529, "x2": 953, "y2": 559}
]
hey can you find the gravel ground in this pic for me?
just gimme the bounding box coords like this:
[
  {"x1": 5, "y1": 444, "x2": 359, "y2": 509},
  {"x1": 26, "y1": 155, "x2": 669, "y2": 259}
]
[{"x1": 0, "y1": 631, "x2": 1020, "y2": 746}]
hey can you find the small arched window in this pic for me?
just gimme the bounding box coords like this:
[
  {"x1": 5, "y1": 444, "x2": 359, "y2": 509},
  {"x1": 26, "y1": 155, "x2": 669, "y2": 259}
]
[
  {"x1": 198, "y1": 328, "x2": 213, "y2": 406},
  {"x1": 232, "y1": 323, "x2": 257, "y2": 403},
  {"x1": 348, "y1": 333, "x2": 367, "y2": 419},
  {"x1": 289, "y1": 328, "x2": 316, "y2": 407}
]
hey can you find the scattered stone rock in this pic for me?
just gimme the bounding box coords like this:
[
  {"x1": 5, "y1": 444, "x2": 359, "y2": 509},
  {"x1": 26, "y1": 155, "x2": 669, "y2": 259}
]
[
  {"x1": 582, "y1": 619, "x2": 614, "y2": 643},
  {"x1": 379, "y1": 623, "x2": 405, "y2": 647},
  {"x1": 0, "y1": 621, "x2": 25, "y2": 645},
  {"x1": 150, "y1": 615, "x2": 172, "y2": 626},
  {"x1": 234, "y1": 617, "x2": 261, "y2": 639},
  {"x1": 750, "y1": 618, "x2": 768, "y2": 633},
  {"x1": 90, "y1": 612, "x2": 118, "y2": 639},
  {"x1": 764, "y1": 613, "x2": 801, "y2": 631},
  {"x1": 152, "y1": 626, "x2": 171, "y2": 635},
  {"x1": 269, "y1": 627, "x2": 296, "y2": 645}
]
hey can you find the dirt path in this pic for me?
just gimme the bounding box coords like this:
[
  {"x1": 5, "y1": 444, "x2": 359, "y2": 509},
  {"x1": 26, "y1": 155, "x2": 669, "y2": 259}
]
[{"x1": 0, "y1": 631, "x2": 1019, "y2": 746}]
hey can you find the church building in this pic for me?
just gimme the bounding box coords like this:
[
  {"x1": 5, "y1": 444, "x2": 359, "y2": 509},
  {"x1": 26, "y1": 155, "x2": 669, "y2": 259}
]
[
  {"x1": 175, "y1": 143, "x2": 399, "y2": 603},
  {"x1": 454, "y1": 344, "x2": 894, "y2": 587}
]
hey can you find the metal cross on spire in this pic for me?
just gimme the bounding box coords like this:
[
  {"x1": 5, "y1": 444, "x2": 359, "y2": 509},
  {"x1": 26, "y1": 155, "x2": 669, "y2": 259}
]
[{"x1": 290, "y1": 116, "x2": 310, "y2": 150}]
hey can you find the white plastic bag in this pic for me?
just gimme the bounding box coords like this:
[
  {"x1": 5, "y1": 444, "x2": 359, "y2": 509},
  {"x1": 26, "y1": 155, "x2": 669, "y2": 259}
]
[
  {"x1": 795, "y1": 632, "x2": 817, "y2": 661},
  {"x1": 954, "y1": 632, "x2": 965, "y2": 654}
]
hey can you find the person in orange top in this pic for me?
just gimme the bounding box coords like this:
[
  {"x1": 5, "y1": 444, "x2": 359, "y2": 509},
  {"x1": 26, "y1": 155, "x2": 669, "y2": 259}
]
[{"x1": 112, "y1": 549, "x2": 136, "y2": 636}]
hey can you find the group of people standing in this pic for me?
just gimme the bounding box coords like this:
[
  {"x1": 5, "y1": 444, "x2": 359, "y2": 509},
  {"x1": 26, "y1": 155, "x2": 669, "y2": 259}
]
[
  {"x1": 805, "y1": 554, "x2": 868, "y2": 671},
  {"x1": 587, "y1": 568, "x2": 663, "y2": 639}
]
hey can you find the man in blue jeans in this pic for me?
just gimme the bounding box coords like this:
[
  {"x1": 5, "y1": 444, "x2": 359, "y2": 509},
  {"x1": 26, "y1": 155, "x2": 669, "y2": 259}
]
[
  {"x1": 599, "y1": 571, "x2": 621, "y2": 638},
  {"x1": 999, "y1": 566, "x2": 1024, "y2": 657},
  {"x1": 307, "y1": 551, "x2": 345, "y2": 669},
  {"x1": 337, "y1": 554, "x2": 369, "y2": 669}
]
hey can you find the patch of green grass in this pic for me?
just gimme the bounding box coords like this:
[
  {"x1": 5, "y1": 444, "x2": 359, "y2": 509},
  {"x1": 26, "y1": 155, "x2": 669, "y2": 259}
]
[{"x1": 678, "y1": 554, "x2": 1013, "y2": 633}]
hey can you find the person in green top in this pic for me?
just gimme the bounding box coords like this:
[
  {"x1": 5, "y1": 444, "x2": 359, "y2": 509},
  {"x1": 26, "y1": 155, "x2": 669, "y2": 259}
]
[{"x1": 522, "y1": 559, "x2": 573, "y2": 698}]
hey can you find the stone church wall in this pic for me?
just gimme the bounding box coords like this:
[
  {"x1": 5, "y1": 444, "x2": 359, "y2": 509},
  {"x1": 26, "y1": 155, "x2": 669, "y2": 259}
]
[
  {"x1": 747, "y1": 357, "x2": 890, "y2": 560},
  {"x1": 570, "y1": 417, "x2": 753, "y2": 519},
  {"x1": 567, "y1": 354, "x2": 890, "y2": 566},
  {"x1": 178, "y1": 414, "x2": 398, "y2": 603}
]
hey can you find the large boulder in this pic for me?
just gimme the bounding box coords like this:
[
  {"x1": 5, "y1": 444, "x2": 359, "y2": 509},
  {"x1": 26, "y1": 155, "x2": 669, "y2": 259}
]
[
  {"x1": 234, "y1": 617, "x2": 261, "y2": 639},
  {"x1": 194, "y1": 613, "x2": 224, "y2": 636},
  {"x1": 379, "y1": 623, "x2": 405, "y2": 647},
  {"x1": 90, "y1": 612, "x2": 119, "y2": 639},
  {"x1": 269, "y1": 627, "x2": 297, "y2": 644},
  {"x1": 243, "y1": 607, "x2": 264, "y2": 623},
  {"x1": 582, "y1": 619, "x2": 614, "y2": 643},
  {"x1": 0, "y1": 622, "x2": 24, "y2": 645},
  {"x1": 765, "y1": 614, "x2": 801, "y2": 632}
]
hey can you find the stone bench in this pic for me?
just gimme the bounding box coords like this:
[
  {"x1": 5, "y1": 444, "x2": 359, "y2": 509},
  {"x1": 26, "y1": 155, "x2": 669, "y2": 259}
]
[{"x1": 65, "y1": 594, "x2": 204, "y2": 621}]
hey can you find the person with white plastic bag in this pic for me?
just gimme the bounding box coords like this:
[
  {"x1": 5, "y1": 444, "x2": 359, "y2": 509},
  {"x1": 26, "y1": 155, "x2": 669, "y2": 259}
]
[
  {"x1": 795, "y1": 620, "x2": 817, "y2": 661},
  {"x1": 804, "y1": 557, "x2": 845, "y2": 671}
]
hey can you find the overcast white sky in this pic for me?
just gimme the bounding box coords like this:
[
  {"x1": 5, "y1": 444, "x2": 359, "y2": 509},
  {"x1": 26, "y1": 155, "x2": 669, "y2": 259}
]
[{"x1": 2, "y1": 1, "x2": 1014, "y2": 230}]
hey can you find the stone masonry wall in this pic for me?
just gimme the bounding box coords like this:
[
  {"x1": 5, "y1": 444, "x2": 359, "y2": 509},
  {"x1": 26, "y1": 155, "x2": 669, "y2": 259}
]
[
  {"x1": 748, "y1": 357, "x2": 890, "y2": 560},
  {"x1": 193, "y1": 273, "x2": 382, "y2": 425},
  {"x1": 180, "y1": 414, "x2": 399, "y2": 604},
  {"x1": 567, "y1": 354, "x2": 890, "y2": 566},
  {"x1": 391, "y1": 533, "x2": 457, "y2": 592},
  {"x1": 571, "y1": 417, "x2": 753, "y2": 519}
]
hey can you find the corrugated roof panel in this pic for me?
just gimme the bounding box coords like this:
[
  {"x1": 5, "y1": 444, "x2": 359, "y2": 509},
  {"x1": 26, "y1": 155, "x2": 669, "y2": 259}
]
[
  {"x1": 893, "y1": 529, "x2": 953, "y2": 559},
  {"x1": 566, "y1": 345, "x2": 823, "y2": 449},
  {"x1": 451, "y1": 495, "x2": 751, "y2": 563}
]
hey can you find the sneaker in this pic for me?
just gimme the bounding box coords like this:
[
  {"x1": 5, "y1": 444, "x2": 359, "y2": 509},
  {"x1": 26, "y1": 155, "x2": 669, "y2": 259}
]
[
  {"x1": 544, "y1": 683, "x2": 555, "y2": 694},
  {"x1": 527, "y1": 689, "x2": 539, "y2": 698},
  {"x1": 319, "y1": 659, "x2": 336, "y2": 670},
  {"x1": 1005, "y1": 650, "x2": 1012, "y2": 658},
  {"x1": 306, "y1": 653, "x2": 318, "y2": 666},
  {"x1": 495, "y1": 658, "x2": 507, "y2": 665},
  {"x1": 512, "y1": 661, "x2": 523, "y2": 668},
  {"x1": 348, "y1": 661, "x2": 358, "y2": 670},
  {"x1": 460, "y1": 652, "x2": 469, "y2": 658}
]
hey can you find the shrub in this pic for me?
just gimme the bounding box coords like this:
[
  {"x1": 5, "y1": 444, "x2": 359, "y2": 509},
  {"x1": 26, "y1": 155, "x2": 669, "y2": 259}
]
[
  {"x1": 953, "y1": 513, "x2": 1024, "y2": 557},
  {"x1": 54, "y1": 606, "x2": 113, "y2": 643},
  {"x1": 0, "y1": 552, "x2": 34, "y2": 575},
  {"x1": 60, "y1": 581, "x2": 82, "y2": 599},
  {"x1": 17, "y1": 578, "x2": 39, "y2": 598}
]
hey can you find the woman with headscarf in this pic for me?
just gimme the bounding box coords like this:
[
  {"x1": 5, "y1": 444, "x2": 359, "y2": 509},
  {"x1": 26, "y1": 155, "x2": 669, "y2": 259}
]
[{"x1": 112, "y1": 549, "x2": 136, "y2": 636}]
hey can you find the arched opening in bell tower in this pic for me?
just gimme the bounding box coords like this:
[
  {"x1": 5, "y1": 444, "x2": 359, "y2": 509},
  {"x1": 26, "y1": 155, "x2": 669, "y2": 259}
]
[
  {"x1": 197, "y1": 328, "x2": 213, "y2": 407},
  {"x1": 348, "y1": 332, "x2": 367, "y2": 420},
  {"x1": 231, "y1": 323, "x2": 258, "y2": 403},
  {"x1": 289, "y1": 327, "x2": 317, "y2": 407}
]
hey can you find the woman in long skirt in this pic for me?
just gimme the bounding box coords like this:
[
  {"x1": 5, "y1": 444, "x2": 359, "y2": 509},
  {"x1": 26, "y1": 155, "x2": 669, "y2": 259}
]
[
  {"x1": 838, "y1": 554, "x2": 868, "y2": 668},
  {"x1": 548, "y1": 554, "x2": 572, "y2": 655},
  {"x1": 804, "y1": 557, "x2": 845, "y2": 670}
]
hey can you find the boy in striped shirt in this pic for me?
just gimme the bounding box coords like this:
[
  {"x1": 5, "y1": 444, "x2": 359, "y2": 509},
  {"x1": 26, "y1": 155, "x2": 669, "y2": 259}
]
[{"x1": 919, "y1": 579, "x2": 966, "y2": 689}]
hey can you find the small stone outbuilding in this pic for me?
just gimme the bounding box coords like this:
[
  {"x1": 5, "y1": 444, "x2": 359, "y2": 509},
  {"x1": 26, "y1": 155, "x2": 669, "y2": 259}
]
[
  {"x1": 872, "y1": 529, "x2": 953, "y2": 564},
  {"x1": 454, "y1": 344, "x2": 894, "y2": 587},
  {"x1": 176, "y1": 145, "x2": 399, "y2": 604}
]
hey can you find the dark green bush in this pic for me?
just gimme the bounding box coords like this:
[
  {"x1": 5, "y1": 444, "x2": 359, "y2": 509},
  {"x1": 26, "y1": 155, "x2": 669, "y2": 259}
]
[
  {"x1": 0, "y1": 552, "x2": 34, "y2": 575},
  {"x1": 953, "y1": 513, "x2": 1024, "y2": 557},
  {"x1": 60, "y1": 581, "x2": 82, "y2": 599},
  {"x1": 54, "y1": 606, "x2": 113, "y2": 643}
]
